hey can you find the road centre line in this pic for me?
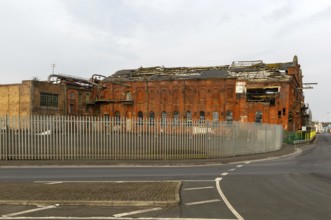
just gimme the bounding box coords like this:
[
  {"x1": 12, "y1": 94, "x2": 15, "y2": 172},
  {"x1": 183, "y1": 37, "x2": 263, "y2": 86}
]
[
  {"x1": 221, "y1": 172, "x2": 229, "y2": 176},
  {"x1": 229, "y1": 168, "x2": 236, "y2": 172},
  {"x1": 183, "y1": 186, "x2": 214, "y2": 191},
  {"x1": 2, "y1": 205, "x2": 58, "y2": 217},
  {"x1": 113, "y1": 207, "x2": 162, "y2": 218},
  {"x1": 185, "y1": 199, "x2": 221, "y2": 206},
  {"x1": 0, "y1": 217, "x2": 237, "y2": 220},
  {"x1": 215, "y1": 177, "x2": 244, "y2": 220},
  {"x1": 236, "y1": 165, "x2": 243, "y2": 168}
]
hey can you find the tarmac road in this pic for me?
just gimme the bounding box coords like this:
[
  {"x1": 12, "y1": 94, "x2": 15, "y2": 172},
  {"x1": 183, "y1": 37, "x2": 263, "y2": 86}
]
[{"x1": 0, "y1": 134, "x2": 330, "y2": 219}]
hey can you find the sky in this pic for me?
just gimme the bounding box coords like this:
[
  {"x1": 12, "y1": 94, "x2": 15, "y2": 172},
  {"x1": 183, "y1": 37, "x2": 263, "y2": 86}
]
[{"x1": 0, "y1": 0, "x2": 331, "y2": 122}]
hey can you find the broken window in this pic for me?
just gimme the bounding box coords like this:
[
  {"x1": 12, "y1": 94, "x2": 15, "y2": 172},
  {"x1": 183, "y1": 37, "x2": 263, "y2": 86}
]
[
  {"x1": 256, "y1": 111, "x2": 263, "y2": 123},
  {"x1": 226, "y1": 111, "x2": 233, "y2": 121},
  {"x1": 199, "y1": 111, "x2": 205, "y2": 124},
  {"x1": 138, "y1": 111, "x2": 143, "y2": 125},
  {"x1": 246, "y1": 87, "x2": 279, "y2": 106},
  {"x1": 115, "y1": 111, "x2": 120, "y2": 125},
  {"x1": 126, "y1": 91, "x2": 132, "y2": 101},
  {"x1": 149, "y1": 111, "x2": 155, "y2": 125},
  {"x1": 212, "y1": 111, "x2": 219, "y2": 121},
  {"x1": 161, "y1": 111, "x2": 167, "y2": 126},
  {"x1": 186, "y1": 111, "x2": 192, "y2": 126},
  {"x1": 173, "y1": 111, "x2": 180, "y2": 126}
]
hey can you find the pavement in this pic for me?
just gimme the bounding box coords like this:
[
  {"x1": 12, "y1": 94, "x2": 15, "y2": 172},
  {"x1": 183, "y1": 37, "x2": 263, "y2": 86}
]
[
  {"x1": 0, "y1": 143, "x2": 299, "y2": 167},
  {"x1": 0, "y1": 142, "x2": 313, "y2": 207}
]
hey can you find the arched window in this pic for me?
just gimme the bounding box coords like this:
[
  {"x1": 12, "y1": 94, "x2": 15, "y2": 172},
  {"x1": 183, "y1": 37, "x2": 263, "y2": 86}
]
[
  {"x1": 212, "y1": 111, "x2": 219, "y2": 121},
  {"x1": 226, "y1": 111, "x2": 233, "y2": 121},
  {"x1": 186, "y1": 111, "x2": 192, "y2": 126},
  {"x1": 212, "y1": 111, "x2": 219, "y2": 127},
  {"x1": 173, "y1": 90, "x2": 180, "y2": 104},
  {"x1": 126, "y1": 91, "x2": 131, "y2": 101},
  {"x1": 149, "y1": 111, "x2": 155, "y2": 125},
  {"x1": 199, "y1": 111, "x2": 205, "y2": 124},
  {"x1": 138, "y1": 111, "x2": 143, "y2": 125},
  {"x1": 161, "y1": 111, "x2": 167, "y2": 126},
  {"x1": 137, "y1": 90, "x2": 144, "y2": 102},
  {"x1": 69, "y1": 92, "x2": 75, "y2": 114},
  {"x1": 70, "y1": 92, "x2": 75, "y2": 100},
  {"x1": 256, "y1": 111, "x2": 262, "y2": 123},
  {"x1": 115, "y1": 111, "x2": 120, "y2": 124},
  {"x1": 104, "y1": 114, "x2": 110, "y2": 128},
  {"x1": 173, "y1": 111, "x2": 179, "y2": 126}
]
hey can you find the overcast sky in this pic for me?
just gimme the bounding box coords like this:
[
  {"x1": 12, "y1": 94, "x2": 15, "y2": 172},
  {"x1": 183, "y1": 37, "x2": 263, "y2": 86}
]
[{"x1": 1, "y1": 0, "x2": 330, "y2": 122}]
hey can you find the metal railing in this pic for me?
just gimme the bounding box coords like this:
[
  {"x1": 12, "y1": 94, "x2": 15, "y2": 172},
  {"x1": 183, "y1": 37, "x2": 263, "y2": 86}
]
[
  {"x1": 283, "y1": 130, "x2": 316, "y2": 144},
  {"x1": 0, "y1": 115, "x2": 283, "y2": 160}
]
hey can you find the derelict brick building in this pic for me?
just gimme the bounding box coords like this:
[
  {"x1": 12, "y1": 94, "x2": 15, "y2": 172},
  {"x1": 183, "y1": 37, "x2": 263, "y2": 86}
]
[{"x1": 94, "y1": 56, "x2": 306, "y2": 131}]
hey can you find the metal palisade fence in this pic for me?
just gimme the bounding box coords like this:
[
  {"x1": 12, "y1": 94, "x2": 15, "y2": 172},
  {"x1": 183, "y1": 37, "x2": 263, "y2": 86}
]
[{"x1": 0, "y1": 115, "x2": 283, "y2": 160}]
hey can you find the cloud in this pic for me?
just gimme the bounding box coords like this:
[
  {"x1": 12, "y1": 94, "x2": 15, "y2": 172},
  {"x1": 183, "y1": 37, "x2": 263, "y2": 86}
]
[{"x1": 0, "y1": 0, "x2": 330, "y2": 121}]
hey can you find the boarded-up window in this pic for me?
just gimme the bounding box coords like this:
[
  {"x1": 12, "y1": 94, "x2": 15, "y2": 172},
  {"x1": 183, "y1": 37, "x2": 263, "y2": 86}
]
[
  {"x1": 115, "y1": 91, "x2": 121, "y2": 100},
  {"x1": 137, "y1": 90, "x2": 144, "y2": 102},
  {"x1": 173, "y1": 89, "x2": 180, "y2": 104},
  {"x1": 161, "y1": 89, "x2": 168, "y2": 104},
  {"x1": 199, "y1": 89, "x2": 206, "y2": 104}
]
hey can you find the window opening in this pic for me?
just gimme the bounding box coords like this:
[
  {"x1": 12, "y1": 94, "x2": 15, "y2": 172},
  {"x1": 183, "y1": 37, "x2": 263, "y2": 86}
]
[
  {"x1": 186, "y1": 111, "x2": 192, "y2": 126},
  {"x1": 246, "y1": 87, "x2": 279, "y2": 106},
  {"x1": 115, "y1": 111, "x2": 120, "y2": 125},
  {"x1": 173, "y1": 111, "x2": 179, "y2": 126},
  {"x1": 256, "y1": 111, "x2": 263, "y2": 123},
  {"x1": 212, "y1": 111, "x2": 219, "y2": 127},
  {"x1": 161, "y1": 111, "x2": 167, "y2": 126},
  {"x1": 199, "y1": 111, "x2": 205, "y2": 124},
  {"x1": 149, "y1": 111, "x2": 155, "y2": 125},
  {"x1": 40, "y1": 93, "x2": 58, "y2": 108},
  {"x1": 138, "y1": 111, "x2": 143, "y2": 125}
]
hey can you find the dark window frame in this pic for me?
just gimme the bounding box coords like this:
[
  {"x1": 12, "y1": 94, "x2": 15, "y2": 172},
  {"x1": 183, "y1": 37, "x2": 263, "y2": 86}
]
[{"x1": 40, "y1": 93, "x2": 59, "y2": 108}]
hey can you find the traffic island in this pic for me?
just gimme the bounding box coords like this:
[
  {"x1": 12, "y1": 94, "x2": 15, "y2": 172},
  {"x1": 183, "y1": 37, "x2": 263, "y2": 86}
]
[{"x1": 0, "y1": 182, "x2": 181, "y2": 207}]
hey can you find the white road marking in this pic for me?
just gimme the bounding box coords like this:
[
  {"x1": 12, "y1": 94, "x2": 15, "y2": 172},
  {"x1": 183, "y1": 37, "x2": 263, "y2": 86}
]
[
  {"x1": 0, "y1": 217, "x2": 237, "y2": 220},
  {"x1": 229, "y1": 168, "x2": 236, "y2": 172},
  {"x1": 183, "y1": 186, "x2": 214, "y2": 191},
  {"x1": 185, "y1": 199, "x2": 221, "y2": 206},
  {"x1": 46, "y1": 181, "x2": 63, "y2": 185},
  {"x1": 236, "y1": 165, "x2": 243, "y2": 168},
  {"x1": 244, "y1": 162, "x2": 251, "y2": 165},
  {"x1": 221, "y1": 172, "x2": 229, "y2": 176},
  {"x1": 2, "y1": 205, "x2": 58, "y2": 217},
  {"x1": 35, "y1": 180, "x2": 216, "y2": 183},
  {"x1": 113, "y1": 207, "x2": 162, "y2": 217},
  {"x1": 215, "y1": 177, "x2": 244, "y2": 220}
]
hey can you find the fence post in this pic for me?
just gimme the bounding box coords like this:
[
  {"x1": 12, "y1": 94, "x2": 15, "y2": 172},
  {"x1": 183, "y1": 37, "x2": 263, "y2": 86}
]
[{"x1": 5, "y1": 115, "x2": 10, "y2": 160}]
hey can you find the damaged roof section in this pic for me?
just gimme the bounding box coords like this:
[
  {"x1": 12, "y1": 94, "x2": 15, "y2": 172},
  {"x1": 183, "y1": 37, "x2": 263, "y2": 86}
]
[
  {"x1": 48, "y1": 74, "x2": 105, "y2": 88},
  {"x1": 103, "y1": 59, "x2": 296, "y2": 83}
]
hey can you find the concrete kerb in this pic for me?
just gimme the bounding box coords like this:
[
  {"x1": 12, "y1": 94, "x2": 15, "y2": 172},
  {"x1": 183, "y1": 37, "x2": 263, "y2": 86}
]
[{"x1": 0, "y1": 200, "x2": 179, "y2": 207}]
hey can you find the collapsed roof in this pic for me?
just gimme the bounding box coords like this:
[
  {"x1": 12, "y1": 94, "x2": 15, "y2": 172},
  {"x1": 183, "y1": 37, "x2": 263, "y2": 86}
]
[{"x1": 103, "y1": 59, "x2": 296, "y2": 83}]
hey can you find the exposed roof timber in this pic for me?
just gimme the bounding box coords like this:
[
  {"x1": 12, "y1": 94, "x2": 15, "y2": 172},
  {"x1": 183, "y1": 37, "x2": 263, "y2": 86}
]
[{"x1": 48, "y1": 74, "x2": 101, "y2": 87}]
